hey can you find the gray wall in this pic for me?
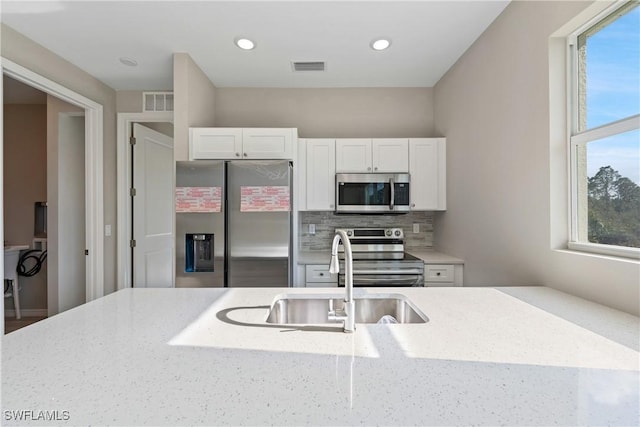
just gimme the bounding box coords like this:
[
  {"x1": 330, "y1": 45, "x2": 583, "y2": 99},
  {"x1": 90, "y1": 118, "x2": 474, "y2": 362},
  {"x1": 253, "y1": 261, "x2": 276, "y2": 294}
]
[
  {"x1": 173, "y1": 53, "x2": 217, "y2": 161},
  {"x1": 434, "y1": 0, "x2": 639, "y2": 315},
  {"x1": 215, "y1": 87, "x2": 435, "y2": 138}
]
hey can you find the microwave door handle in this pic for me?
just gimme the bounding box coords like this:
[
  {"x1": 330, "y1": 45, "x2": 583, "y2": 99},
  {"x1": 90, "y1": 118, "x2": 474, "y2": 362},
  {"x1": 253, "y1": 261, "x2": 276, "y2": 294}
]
[{"x1": 389, "y1": 177, "x2": 395, "y2": 211}]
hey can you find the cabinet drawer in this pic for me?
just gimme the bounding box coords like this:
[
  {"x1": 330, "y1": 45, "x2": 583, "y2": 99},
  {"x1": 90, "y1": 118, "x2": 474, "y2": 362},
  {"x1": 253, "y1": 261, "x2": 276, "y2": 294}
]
[
  {"x1": 425, "y1": 264, "x2": 454, "y2": 282},
  {"x1": 305, "y1": 265, "x2": 336, "y2": 283}
]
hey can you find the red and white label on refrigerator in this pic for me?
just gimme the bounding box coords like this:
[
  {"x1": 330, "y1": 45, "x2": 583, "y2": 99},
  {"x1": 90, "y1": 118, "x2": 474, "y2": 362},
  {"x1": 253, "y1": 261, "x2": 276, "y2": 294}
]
[
  {"x1": 175, "y1": 187, "x2": 222, "y2": 213},
  {"x1": 240, "y1": 186, "x2": 290, "y2": 212}
]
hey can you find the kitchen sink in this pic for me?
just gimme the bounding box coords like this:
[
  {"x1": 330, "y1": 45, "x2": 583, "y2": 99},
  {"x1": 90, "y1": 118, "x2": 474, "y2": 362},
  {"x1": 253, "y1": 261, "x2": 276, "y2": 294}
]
[{"x1": 265, "y1": 294, "x2": 428, "y2": 325}]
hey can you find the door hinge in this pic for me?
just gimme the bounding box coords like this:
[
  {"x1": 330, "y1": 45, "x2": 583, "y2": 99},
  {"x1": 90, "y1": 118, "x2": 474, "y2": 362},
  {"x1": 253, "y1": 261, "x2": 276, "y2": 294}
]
[
  {"x1": 85, "y1": 249, "x2": 89, "y2": 256},
  {"x1": 130, "y1": 136, "x2": 136, "y2": 146},
  {"x1": 130, "y1": 188, "x2": 137, "y2": 197},
  {"x1": 130, "y1": 240, "x2": 136, "y2": 248}
]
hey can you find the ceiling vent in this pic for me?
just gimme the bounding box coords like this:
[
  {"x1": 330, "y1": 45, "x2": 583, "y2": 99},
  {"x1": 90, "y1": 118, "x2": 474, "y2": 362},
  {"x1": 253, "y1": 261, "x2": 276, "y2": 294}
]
[
  {"x1": 291, "y1": 61, "x2": 326, "y2": 72},
  {"x1": 143, "y1": 91, "x2": 174, "y2": 112}
]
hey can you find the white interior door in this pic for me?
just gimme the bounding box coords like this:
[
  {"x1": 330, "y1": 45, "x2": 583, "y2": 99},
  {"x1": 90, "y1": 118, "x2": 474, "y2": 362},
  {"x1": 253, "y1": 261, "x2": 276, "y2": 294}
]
[
  {"x1": 132, "y1": 123, "x2": 174, "y2": 288},
  {"x1": 57, "y1": 113, "x2": 86, "y2": 311}
]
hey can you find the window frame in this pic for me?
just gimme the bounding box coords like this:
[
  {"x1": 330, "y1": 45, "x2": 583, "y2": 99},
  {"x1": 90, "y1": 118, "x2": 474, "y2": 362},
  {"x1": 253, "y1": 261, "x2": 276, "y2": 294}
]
[{"x1": 566, "y1": 0, "x2": 640, "y2": 260}]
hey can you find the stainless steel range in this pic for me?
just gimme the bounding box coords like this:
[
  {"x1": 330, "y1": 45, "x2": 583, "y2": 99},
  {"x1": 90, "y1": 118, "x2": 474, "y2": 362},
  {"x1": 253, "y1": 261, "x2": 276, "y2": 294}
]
[{"x1": 336, "y1": 228, "x2": 424, "y2": 287}]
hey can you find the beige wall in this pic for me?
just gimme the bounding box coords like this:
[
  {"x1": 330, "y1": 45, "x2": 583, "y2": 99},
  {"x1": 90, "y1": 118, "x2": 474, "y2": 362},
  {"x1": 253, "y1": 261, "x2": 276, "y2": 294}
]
[
  {"x1": 215, "y1": 88, "x2": 435, "y2": 138},
  {"x1": 2, "y1": 23, "x2": 118, "y2": 296},
  {"x1": 116, "y1": 90, "x2": 144, "y2": 113},
  {"x1": 173, "y1": 53, "x2": 216, "y2": 161},
  {"x1": 3, "y1": 104, "x2": 47, "y2": 311},
  {"x1": 433, "y1": 1, "x2": 639, "y2": 315}
]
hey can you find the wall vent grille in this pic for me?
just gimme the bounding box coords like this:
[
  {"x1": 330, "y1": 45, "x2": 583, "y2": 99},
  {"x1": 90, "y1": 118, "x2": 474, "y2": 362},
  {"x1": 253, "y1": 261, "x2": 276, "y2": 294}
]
[
  {"x1": 143, "y1": 92, "x2": 174, "y2": 112},
  {"x1": 291, "y1": 61, "x2": 326, "y2": 72}
]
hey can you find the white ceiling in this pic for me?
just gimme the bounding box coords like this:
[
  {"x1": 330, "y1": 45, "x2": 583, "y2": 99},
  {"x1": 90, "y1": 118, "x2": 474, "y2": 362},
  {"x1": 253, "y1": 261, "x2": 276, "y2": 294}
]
[{"x1": 1, "y1": 1, "x2": 510, "y2": 90}]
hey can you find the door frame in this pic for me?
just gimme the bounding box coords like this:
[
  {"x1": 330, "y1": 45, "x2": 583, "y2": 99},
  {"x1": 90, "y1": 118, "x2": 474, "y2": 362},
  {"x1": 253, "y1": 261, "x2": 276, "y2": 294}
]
[
  {"x1": 1, "y1": 57, "x2": 104, "y2": 302},
  {"x1": 116, "y1": 112, "x2": 173, "y2": 289}
]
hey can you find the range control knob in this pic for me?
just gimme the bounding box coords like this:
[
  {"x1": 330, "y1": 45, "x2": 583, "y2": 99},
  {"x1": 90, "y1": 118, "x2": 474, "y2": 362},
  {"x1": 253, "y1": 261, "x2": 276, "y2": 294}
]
[
  {"x1": 347, "y1": 230, "x2": 353, "y2": 236},
  {"x1": 394, "y1": 230, "x2": 402, "y2": 237},
  {"x1": 385, "y1": 229, "x2": 392, "y2": 236}
]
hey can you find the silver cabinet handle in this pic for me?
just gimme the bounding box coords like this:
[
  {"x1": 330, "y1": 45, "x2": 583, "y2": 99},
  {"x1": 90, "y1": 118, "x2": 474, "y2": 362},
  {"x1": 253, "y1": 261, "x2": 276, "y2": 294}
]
[
  {"x1": 367, "y1": 167, "x2": 371, "y2": 171},
  {"x1": 374, "y1": 166, "x2": 378, "y2": 171},
  {"x1": 235, "y1": 152, "x2": 240, "y2": 157},
  {"x1": 243, "y1": 153, "x2": 248, "y2": 157}
]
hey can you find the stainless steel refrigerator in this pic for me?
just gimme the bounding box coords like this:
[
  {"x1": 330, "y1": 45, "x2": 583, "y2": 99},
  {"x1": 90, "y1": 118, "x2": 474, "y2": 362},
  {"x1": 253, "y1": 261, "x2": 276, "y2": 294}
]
[{"x1": 176, "y1": 160, "x2": 292, "y2": 288}]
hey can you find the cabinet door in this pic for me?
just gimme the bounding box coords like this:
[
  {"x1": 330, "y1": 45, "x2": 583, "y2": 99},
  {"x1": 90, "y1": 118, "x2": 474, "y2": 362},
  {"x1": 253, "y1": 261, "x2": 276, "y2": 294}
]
[
  {"x1": 190, "y1": 128, "x2": 243, "y2": 159},
  {"x1": 335, "y1": 139, "x2": 372, "y2": 172},
  {"x1": 305, "y1": 265, "x2": 338, "y2": 286},
  {"x1": 306, "y1": 139, "x2": 336, "y2": 210},
  {"x1": 242, "y1": 128, "x2": 294, "y2": 159},
  {"x1": 372, "y1": 139, "x2": 409, "y2": 172},
  {"x1": 409, "y1": 138, "x2": 446, "y2": 210}
]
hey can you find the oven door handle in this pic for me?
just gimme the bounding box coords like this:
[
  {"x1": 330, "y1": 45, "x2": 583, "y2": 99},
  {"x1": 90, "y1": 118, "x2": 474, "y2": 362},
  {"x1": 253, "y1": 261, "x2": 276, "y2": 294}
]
[
  {"x1": 389, "y1": 177, "x2": 395, "y2": 211},
  {"x1": 351, "y1": 269, "x2": 425, "y2": 275}
]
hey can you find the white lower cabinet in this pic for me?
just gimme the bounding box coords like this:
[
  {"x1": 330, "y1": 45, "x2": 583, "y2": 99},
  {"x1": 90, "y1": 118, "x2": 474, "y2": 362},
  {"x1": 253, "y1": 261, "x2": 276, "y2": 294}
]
[
  {"x1": 424, "y1": 264, "x2": 463, "y2": 287},
  {"x1": 305, "y1": 265, "x2": 337, "y2": 287}
]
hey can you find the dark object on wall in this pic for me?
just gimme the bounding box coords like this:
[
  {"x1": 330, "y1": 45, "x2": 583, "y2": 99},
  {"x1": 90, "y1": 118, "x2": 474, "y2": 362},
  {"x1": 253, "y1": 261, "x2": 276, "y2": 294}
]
[{"x1": 34, "y1": 201, "x2": 47, "y2": 238}]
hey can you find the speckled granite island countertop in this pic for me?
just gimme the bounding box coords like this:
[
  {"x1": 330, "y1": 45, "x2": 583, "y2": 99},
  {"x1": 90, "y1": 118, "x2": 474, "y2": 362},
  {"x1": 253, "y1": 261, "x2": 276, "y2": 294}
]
[{"x1": 2, "y1": 287, "x2": 639, "y2": 426}]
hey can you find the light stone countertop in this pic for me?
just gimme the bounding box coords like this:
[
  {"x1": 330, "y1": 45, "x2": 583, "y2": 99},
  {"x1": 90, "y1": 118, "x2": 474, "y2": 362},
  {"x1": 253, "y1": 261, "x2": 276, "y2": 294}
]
[
  {"x1": 2, "y1": 286, "x2": 639, "y2": 426},
  {"x1": 297, "y1": 250, "x2": 333, "y2": 265},
  {"x1": 298, "y1": 249, "x2": 464, "y2": 265},
  {"x1": 406, "y1": 248, "x2": 464, "y2": 264}
]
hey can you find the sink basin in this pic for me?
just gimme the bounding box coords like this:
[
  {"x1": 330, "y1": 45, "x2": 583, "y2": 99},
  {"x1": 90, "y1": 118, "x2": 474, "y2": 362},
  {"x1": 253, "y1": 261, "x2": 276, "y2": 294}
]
[{"x1": 265, "y1": 294, "x2": 428, "y2": 325}]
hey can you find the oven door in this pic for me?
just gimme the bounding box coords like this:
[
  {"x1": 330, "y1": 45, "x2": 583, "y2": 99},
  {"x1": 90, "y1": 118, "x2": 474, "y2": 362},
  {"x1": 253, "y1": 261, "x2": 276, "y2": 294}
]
[
  {"x1": 338, "y1": 272, "x2": 424, "y2": 287},
  {"x1": 335, "y1": 173, "x2": 410, "y2": 213}
]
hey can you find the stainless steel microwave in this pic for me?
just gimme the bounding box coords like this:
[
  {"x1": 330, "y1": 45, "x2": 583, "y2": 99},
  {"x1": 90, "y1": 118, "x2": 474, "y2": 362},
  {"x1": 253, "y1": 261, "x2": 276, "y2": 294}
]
[{"x1": 335, "y1": 173, "x2": 410, "y2": 213}]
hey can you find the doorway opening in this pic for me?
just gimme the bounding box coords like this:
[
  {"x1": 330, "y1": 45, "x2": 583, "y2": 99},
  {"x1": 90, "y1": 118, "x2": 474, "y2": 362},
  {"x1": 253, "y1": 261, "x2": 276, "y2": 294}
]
[
  {"x1": 1, "y1": 58, "x2": 104, "y2": 333},
  {"x1": 116, "y1": 113, "x2": 173, "y2": 289},
  {"x1": 3, "y1": 76, "x2": 89, "y2": 329}
]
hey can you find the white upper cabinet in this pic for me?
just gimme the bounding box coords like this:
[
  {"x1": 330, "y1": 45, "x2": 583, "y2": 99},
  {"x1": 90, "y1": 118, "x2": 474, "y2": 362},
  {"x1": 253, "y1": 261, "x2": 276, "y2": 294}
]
[
  {"x1": 335, "y1": 139, "x2": 372, "y2": 172},
  {"x1": 372, "y1": 139, "x2": 409, "y2": 172},
  {"x1": 189, "y1": 128, "x2": 243, "y2": 159},
  {"x1": 190, "y1": 128, "x2": 295, "y2": 160},
  {"x1": 409, "y1": 138, "x2": 446, "y2": 211},
  {"x1": 242, "y1": 128, "x2": 294, "y2": 159},
  {"x1": 336, "y1": 138, "x2": 408, "y2": 173},
  {"x1": 298, "y1": 139, "x2": 336, "y2": 211}
]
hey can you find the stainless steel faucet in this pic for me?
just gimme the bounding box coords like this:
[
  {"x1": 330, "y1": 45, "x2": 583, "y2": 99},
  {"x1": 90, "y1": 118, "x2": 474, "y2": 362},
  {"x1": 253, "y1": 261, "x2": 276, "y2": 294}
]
[{"x1": 328, "y1": 230, "x2": 355, "y2": 333}]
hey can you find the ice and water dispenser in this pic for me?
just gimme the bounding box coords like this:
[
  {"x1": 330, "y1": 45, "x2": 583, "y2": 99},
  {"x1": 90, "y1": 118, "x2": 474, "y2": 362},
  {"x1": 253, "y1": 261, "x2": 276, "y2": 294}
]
[{"x1": 185, "y1": 233, "x2": 214, "y2": 272}]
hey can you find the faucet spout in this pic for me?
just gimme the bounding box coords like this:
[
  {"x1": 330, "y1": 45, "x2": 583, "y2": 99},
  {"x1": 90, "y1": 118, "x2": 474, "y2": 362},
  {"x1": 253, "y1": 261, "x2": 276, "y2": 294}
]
[{"x1": 330, "y1": 230, "x2": 355, "y2": 333}]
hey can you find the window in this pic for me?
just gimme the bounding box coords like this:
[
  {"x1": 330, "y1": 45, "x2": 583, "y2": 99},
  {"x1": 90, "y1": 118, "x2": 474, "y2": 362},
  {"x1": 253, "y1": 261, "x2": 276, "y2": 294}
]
[{"x1": 569, "y1": 1, "x2": 640, "y2": 258}]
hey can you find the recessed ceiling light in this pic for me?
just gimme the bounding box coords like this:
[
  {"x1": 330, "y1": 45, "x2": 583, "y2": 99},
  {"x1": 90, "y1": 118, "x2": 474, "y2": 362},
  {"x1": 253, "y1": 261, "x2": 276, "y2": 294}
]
[
  {"x1": 119, "y1": 57, "x2": 138, "y2": 67},
  {"x1": 370, "y1": 38, "x2": 391, "y2": 51},
  {"x1": 235, "y1": 38, "x2": 256, "y2": 50}
]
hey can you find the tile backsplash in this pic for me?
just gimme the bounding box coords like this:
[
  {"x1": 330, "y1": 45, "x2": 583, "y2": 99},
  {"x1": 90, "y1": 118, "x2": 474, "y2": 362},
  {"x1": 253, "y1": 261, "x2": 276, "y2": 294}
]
[{"x1": 299, "y1": 211, "x2": 433, "y2": 251}]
